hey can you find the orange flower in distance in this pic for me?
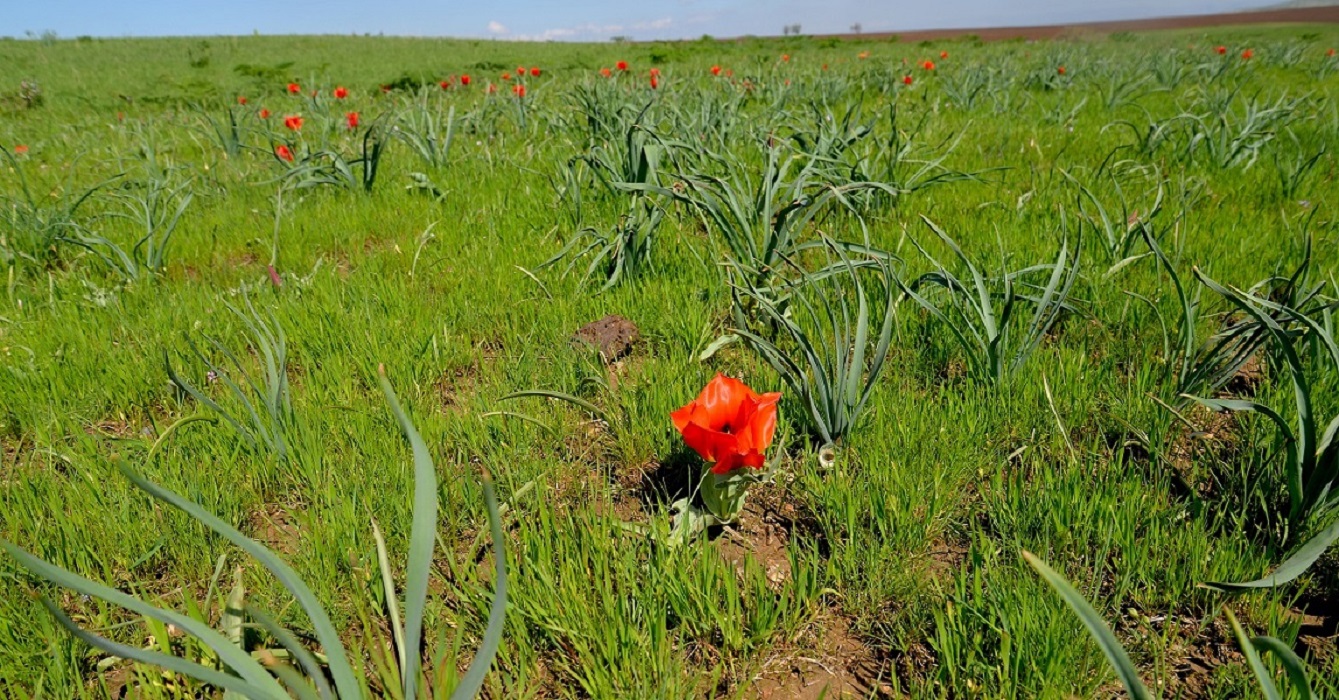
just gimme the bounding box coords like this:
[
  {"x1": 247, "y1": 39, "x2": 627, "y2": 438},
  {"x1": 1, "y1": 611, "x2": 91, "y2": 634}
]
[
  {"x1": 334, "y1": 86, "x2": 348, "y2": 99},
  {"x1": 237, "y1": 95, "x2": 248, "y2": 105},
  {"x1": 672, "y1": 374, "x2": 781, "y2": 475},
  {"x1": 275, "y1": 144, "x2": 294, "y2": 162},
  {"x1": 903, "y1": 74, "x2": 913, "y2": 85},
  {"x1": 1057, "y1": 65, "x2": 1066, "y2": 75},
  {"x1": 440, "y1": 79, "x2": 452, "y2": 90},
  {"x1": 650, "y1": 74, "x2": 659, "y2": 89},
  {"x1": 345, "y1": 111, "x2": 359, "y2": 129},
  {"x1": 600, "y1": 67, "x2": 612, "y2": 77},
  {"x1": 501, "y1": 72, "x2": 511, "y2": 81},
  {"x1": 286, "y1": 82, "x2": 300, "y2": 94},
  {"x1": 512, "y1": 83, "x2": 526, "y2": 98},
  {"x1": 711, "y1": 64, "x2": 722, "y2": 76},
  {"x1": 460, "y1": 74, "x2": 472, "y2": 86},
  {"x1": 1215, "y1": 45, "x2": 1227, "y2": 55},
  {"x1": 857, "y1": 51, "x2": 870, "y2": 60},
  {"x1": 283, "y1": 115, "x2": 303, "y2": 131},
  {"x1": 13, "y1": 144, "x2": 28, "y2": 155},
  {"x1": 486, "y1": 83, "x2": 497, "y2": 94},
  {"x1": 530, "y1": 66, "x2": 541, "y2": 76},
  {"x1": 1328, "y1": 48, "x2": 1336, "y2": 57},
  {"x1": 259, "y1": 108, "x2": 271, "y2": 119},
  {"x1": 616, "y1": 60, "x2": 628, "y2": 71},
  {"x1": 516, "y1": 65, "x2": 526, "y2": 76},
  {"x1": 940, "y1": 50, "x2": 948, "y2": 59},
  {"x1": 922, "y1": 60, "x2": 935, "y2": 70},
  {"x1": 1241, "y1": 48, "x2": 1254, "y2": 60}
]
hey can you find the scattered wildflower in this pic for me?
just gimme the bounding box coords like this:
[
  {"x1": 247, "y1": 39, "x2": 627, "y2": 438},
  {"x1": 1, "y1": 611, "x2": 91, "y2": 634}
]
[
  {"x1": 13, "y1": 144, "x2": 28, "y2": 154},
  {"x1": 672, "y1": 374, "x2": 781, "y2": 476},
  {"x1": 1241, "y1": 48, "x2": 1254, "y2": 60},
  {"x1": 345, "y1": 111, "x2": 359, "y2": 129},
  {"x1": 283, "y1": 115, "x2": 303, "y2": 131},
  {"x1": 903, "y1": 74, "x2": 913, "y2": 85},
  {"x1": 530, "y1": 66, "x2": 541, "y2": 76},
  {"x1": 237, "y1": 96, "x2": 248, "y2": 105},
  {"x1": 334, "y1": 86, "x2": 348, "y2": 99},
  {"x1": 616, "y1": 60, "x2": 628, "y2": 71},
  {"x1": 259, "y1": 108, "x2": 271, "y2": 119},
  {"x1": 1215, "y1": 45, "x2": 1227, "y2": 55},
  {"x1": 711, "y1": 64, "x2": 722, "y2": 76},
  {"x1": 275, "y1": 144, "x2": 294, "y2": 162},
  {"x1": 460, "y1": 74, "x2": 471, "y2": 86},
  {"x1": 286, "y1": 82, "x2": 300, "y2": 94}
]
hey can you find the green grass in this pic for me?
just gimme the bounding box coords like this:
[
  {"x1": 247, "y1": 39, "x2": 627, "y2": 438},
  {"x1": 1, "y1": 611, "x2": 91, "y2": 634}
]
[{"x1": 2, "y1": 24, "x2": 1339, "y2": 698}]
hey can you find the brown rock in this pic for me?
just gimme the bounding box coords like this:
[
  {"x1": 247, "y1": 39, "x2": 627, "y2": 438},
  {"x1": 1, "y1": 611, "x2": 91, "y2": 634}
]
[{"x1": 572, "y1": 315, "x2": 640, "y2": 362}]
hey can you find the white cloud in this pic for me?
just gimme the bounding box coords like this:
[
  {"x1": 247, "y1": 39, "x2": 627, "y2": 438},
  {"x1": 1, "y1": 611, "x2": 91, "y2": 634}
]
[
  {"x1": 486, "y1": 20, "x2": 508, "y2": 35},
  {"x1": 632, "y1": 17, "x2": 673, "y2": 30}
]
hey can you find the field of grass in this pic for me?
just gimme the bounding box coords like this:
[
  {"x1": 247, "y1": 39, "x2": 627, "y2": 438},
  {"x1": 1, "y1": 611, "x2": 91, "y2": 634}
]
[{"x1": 2, "y1": 23, "x2": 1339, "y2": 699}]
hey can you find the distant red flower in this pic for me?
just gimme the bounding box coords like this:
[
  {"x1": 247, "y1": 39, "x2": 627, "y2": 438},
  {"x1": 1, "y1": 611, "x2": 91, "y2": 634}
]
[
  {"x1": 858, "y1": 50, "x2": 870, "y2": 60},
  {"x1": 616, "y1": 60, "x2": 628, "y2": 71},
  {"x1": 275, "y1": 144, "x2": 294, "y2": 162},
  {"x1": 649, "y1": 67, "x2": 660, "y2": 77},
  {"x1": 13, "y1": 144, "x2": 28, "y2": 155},
  {"x1": 711, "y1": 64, "x2": 722, "y2": 76},
  {"x1": 671, "y1": 374, "x2": 781, "y2": 476},
  {"x1": 903, "y1": 74, "x2": 913, "y2": 85},
  {"x1": 334, "y1": 86, "x2": 348, "y2": 99},
  {"x1": 287, "y1": 82, "x2": 300, "y2": 94},
  {"x1": 460, "y1": 74, "x2": 471, "y2": 86},
  {"x1": 530, "y1": 66, "x2": 540, "y2": 76},
  {"x1": 259, "y1": 108, "x2": 271, "y2": 119},
  {"x1": 726, "y1": 69, "x2": 734, "y2": 77},
  {"x1": 345, "y1": 111, "x2": 359, "y2": 129},
  {"x1": 600, "y1": 67, "x2": 612, "y2": 77},
  {"x1": 237, "y1": 96, "x2": 248, "y2": 105},
  {"x1": 440, "y1": 79, "x2": 452, "y2": 90},
  {"x1": 1057, "y1": 65, "x2": 1066, "y2": 75},
  {"x1": 940, "y1": 50, "x2": 949, "y2": 59},
  {"x1": 283, "y1": 115, "x2": 303, "y2": 131},
  {"x1": 650, "y1": 74, "x2": 659, "y2": 89},
  {"x1": 486, "y1": 83, "x2": 497, "y2": 94},
  {"x1": 501, "y1": 72, "x2": 511, "y2": 81},
  {"x1": 1329, "y1": 48, "x2": 1336, "y2": 57},
  {"x1": 922, "y1": 60, "x2": 935, "y2": 70},
  {"x1": 781, "y1": 53, "x2": 790, "y2": 62},
  {"x1": 1241, "y1": 48, "x2": 1254, "y2": 60},
  {"x1": 1215, "y1": 45, "x2": 1227, "y2": 55},
  {"x1": 513, "y1": 83, "x2": 526, "y2": 98},
  {"x1": 517, "y1": 65, "x2": 526, "y2": 76}
]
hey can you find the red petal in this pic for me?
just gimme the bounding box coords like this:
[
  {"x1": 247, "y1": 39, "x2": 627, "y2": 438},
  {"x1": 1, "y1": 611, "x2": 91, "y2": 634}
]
[{"x1": 681, "y1": 421, "x2": 739, "y2": 464}]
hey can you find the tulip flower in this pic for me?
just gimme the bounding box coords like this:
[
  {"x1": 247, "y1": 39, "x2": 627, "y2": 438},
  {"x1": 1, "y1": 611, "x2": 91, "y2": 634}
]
[
  {"x1": 903, "y1": 74, "x2": 913, "y2": 85},
  {"x1": 530, "y1": 66, "x2": 541, "y2": 76},
  {"x1": 275, "y1": 144, "x2": 294, "y2": 162},
  {"x1": 940, "y1": 50, "x2": 949, "y2": 59},
  {"x1": 501, "y1": 72, "x2": 511, "y2": 81},
  {"x1": 711, "y1": 65, "x2": 722, "y2": 76},
  {"x1": 600, "y1": 67, "x2": 612, "y2": 77},
  {"x1": 1328, "y1": 48, "x2": 1336, "y2": 57},
  {"x1": 516, "y1": 65, "x2": 525, "y2": 76},
  {"x1": 1216, "y1": 45, "x2": 1227, "y2": 55},
  {"x1": 858, "y1": 51, "x2": 870, "y2": 60},
  {"x1": 345, "y1": 111, "x2": 359, "y2": 129},
  {"x1": 460, "y1": 74, "x2": 472, "y2": 86},
  {"x1": 1057, "y1": 65, "x2": 1066, "y2": 75},
  {"x1": 672, "y1": 374, "x2": 781, "y2": 476},
  {"x1": 237, "y1": 96, "x2": 248, "y2": 105},
  {"x1": 334, "y1": 86, "x2": 348, "y2": 99},
  {"x1": 286, "y1": 82, "x2": 300, "y2": 94},
  {"x1": 283, "y1": 115, "x2": 303, "y2": 131},
  {"x1": 616, "y1": 60, "x2": 628, "y2": 71},
  {"x1": 440, "y1": 79, "x2": 452, "y2": 90},
  {"x1": 512, "y1": 84, "x2": 526, "y2": 98},
  {"x1": 13, "y1": 144, "x2": 28, "y2": 155},
  {"x1": 259, "y1": 108, "x2": 271, "y2": 119},
  {"x1": 650, "y1": 74, "x2": 659, "y2": 89},
  {"x1": 922, "y1": 60, "x2": 935, "y2": 70},
  {"x1": 1241, "y1": 48, "x2": 1254, "y2": 60}
]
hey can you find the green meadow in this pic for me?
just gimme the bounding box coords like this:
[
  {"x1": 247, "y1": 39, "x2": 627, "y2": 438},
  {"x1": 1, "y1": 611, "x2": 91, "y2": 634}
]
[{"x1": 2, "y1": 23, "x2": 1339, "y2": 699}]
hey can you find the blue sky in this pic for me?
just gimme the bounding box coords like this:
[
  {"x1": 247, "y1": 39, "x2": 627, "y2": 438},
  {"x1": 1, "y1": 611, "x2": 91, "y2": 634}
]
[{"x1": 4, "y1": 0, "x2": 1276, "y2": 41}]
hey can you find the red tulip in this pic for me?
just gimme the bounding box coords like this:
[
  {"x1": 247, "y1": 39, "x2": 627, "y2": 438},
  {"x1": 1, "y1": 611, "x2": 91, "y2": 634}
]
[
  {"x1": 530, "y1": 66, "x2": 540, "y2": 77},
  {"x1": 650, "y1": 67, "x2": 660, "y2": 77},
  {"x1": 460, "y1": 74, "x2": 472, "y2": 86},
  {"x1": 1215, "y1": 45, "x2": 1227, "y2": 55},
  {"x1": 858, "y1": 51, "x2": 870, "y2": 60},
  {"x1": 711, "y1": 65, "x2": 722, "y2": 76},
  {"x1": 259, "y1": 108, "x2": 271, "y2": 119},
  {"x1": 781, "y1": 53, "x2": 790, "y2": 62},
  {"x1": 345, "y1": 111, "x2": 359, "y2": 129},
  {"x1": 517, "y1": 65, "x2": 526, "y2": 76},
  {"x1": 1329, "y1": 48, "x2": 1336, "y2": 57},
  {"x1": 237, "y1": 96, "x2": 248, "y2": 105},
  {"x1": 616, "y1": 60, "x2": 628, "y2": 71},
  {"x1": 922, "y1": 60, "x2": 935, "y2": 70},
  {"x1": 1057, "y1": 65, "x2": 1066, "y2": 75},
  {"x1": 275, "y1": 144, "x2": 294, "y2": 162},
  {"x1": 650, "y1": 74, "x2": 659, "y2": 89},
  {"x1": 440, "y1": 79, "x2": 452, "y2": 90},
  {"x1": 501, "y1": 72, "x2": 511, "y2": 81},
  {"x1": 283, "y1": 115, "x2": 303, "y2": 131},
  {"x1": 334, "y1": 86, "x2": 348, "y2": 99},
  {"x1": 1241, "y1": 48, "x2": 1254, "y2": 60},
  {"x1": 286, "y1": 82, "x2": 300, "y2": 94},
  {"x1": 940, "y1": 50, "x2": 949, "y2": 59},
  {"x1": 512, "y1": 83, "x2": 526, "y2": 98},
  {"x1": 903, "y1": 74, "x2": 913, "y2": 85},
  {"x1": 13, "y1": 144, "x2": 28, "y2": 154},
  {"x1": 671, "y1": 374, "x2": 781, "y2": 475},
  {"x1": 486, "y1": 83, "x2": 497, "y2": 94},
  {"x1": 600, "y1": 67, "x2": 612, "y2": 77}
]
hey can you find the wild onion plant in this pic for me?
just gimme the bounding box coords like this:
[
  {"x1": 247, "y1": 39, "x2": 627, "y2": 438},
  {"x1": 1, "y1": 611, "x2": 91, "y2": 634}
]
[
  {"x1": 898, "y1": 217, "x2": 1080, "y2": 385},
  {"x1": 279, "y1": 121, "x2": 388, "y2": 193},
  {"x1": 1062, "y1": 164, "x2": 1164, "y2": 271},
  {"x1": 541, "y1": 199, "x2": 664, "y2": 290},
  {"x1": 76, "y1": 169, "x2": 195, "y2": 281},
  {"x1": 1024, "y1": 552, "x2": 1318, "y2": 698},
  {"x1": 395, "y1": 97, "x2": 456, "y2": 168},
  {"x1": 166, "y1": 294, "x2": 294, "y2": 462},
  {"x1": 731, "y1": 240, "x2": 895, "y2": 449},
  {"x1": 0, "y1": 147, "x2": 116, "y2": 271},
  {"x1": 1182, "y1": 267, "x2": 1339, "y2": 589},
  {"x1": 0, "y1": 367, "x2": 507, "y2": 698}
]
